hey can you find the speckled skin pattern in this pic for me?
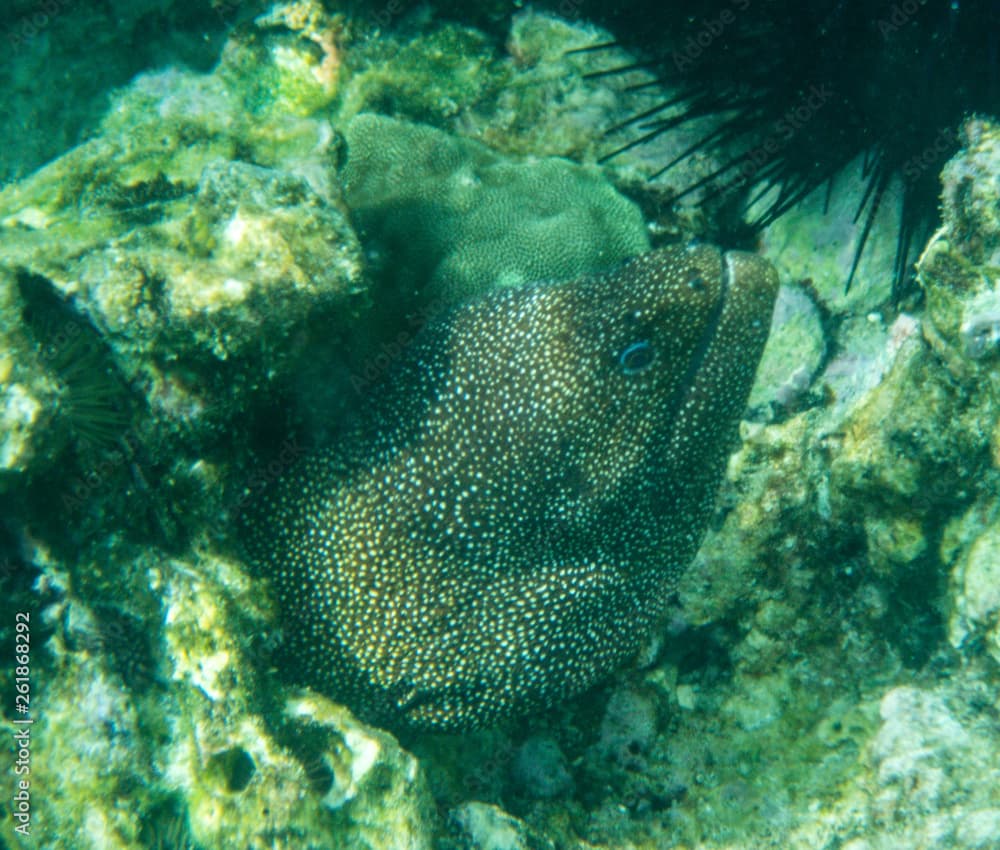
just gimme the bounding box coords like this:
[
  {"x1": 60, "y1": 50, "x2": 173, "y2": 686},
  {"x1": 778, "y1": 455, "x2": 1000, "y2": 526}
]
[{"x1": 246, "y1": 245, "x2": 778, "y2": 730}]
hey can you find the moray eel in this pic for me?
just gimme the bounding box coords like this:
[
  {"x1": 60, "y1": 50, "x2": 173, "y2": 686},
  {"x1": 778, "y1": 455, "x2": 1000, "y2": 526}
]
[{"x1": 245, "y1": 245, "x2": 778, "y2": 731}]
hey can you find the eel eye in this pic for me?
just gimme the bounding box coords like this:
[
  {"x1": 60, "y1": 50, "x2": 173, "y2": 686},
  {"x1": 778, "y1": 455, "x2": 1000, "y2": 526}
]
[
  {"x1": 619, "y1": 340, "x2": 656, "y2": 375},
  {"x1": 687, "y1": 273, "x2": 705, "y2": 291}
]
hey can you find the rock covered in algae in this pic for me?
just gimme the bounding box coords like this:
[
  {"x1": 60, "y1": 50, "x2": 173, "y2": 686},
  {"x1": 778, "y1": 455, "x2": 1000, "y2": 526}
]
[
  {"x1": 245, "y1": 244, "x2": 778, "y2": 730},
  {"x1": 337, "y1": 20, "x2": 507, "y2": 129},
  {"x1": 479, "y1": 8, "x2": 664, "y2": 162},
  {"x1": 947, "y1": 508, "x2": 1000, "y2": 666},
  {"x1": 908, "y1": 117, "x2": 1000, "y2": 669},
  {"x1": 218, "y1": 0, "x2": 345, "y2": 121},
  {"x1": 0, "y1": 0, "x2": 244, "y2": 182},
  {"x1": 545, "y1": 114, "x2": 1000, "y2": 850},
  {"x1": 0, "y1": 545, "x2": 435, "y2": 850},
  {"x1": 746, "y1": 282, "x2": 826, "y2": 413},
  {"x1": 337, "y1": 7, "x2": 670, "y2": 173},
  {"x1": 0, "y1": 268, "x2": 51, "y2": 484},
  {"x1": 753, "y1": 155, "x2": 905, "y2": 313},
  {"x1": 920, "y1": 119, "x2": 1000, "y2": 370},
  {"x1": 0, "y1": 56, "x2": 363, "y2": 487},
  {"x1": 939, "y1": 117, "x2": 1000, "y2": 266},
  {"x1": 860, "y1": 681, "x2": 1000, "y2": 849},
  {"x1": 450, "y1": 801, "x2": 554, "y2": 850},
  {"x1": 340, "y1": 112, "x2": 650, "y2": 305}
]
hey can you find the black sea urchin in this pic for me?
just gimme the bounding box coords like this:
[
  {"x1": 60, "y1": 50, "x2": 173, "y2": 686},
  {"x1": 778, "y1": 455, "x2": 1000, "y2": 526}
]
[
  {"x1": 17, "y1": 271, "x2": 133, "y2": 452},
  {"x1": 576, "y1": 0, "x2": 1000, "y2": 296}
]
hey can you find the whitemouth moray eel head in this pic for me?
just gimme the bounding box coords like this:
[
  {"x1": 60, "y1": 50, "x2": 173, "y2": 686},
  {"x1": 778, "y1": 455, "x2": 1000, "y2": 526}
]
[{"x1": 244, "y1": 244, "x2": 778, "y2": 731}]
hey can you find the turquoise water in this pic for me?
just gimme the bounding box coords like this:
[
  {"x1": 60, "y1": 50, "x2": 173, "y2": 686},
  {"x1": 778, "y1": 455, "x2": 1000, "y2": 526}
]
[{"x1": 1, "y1": 2, "x2": 999, "y2": 849}]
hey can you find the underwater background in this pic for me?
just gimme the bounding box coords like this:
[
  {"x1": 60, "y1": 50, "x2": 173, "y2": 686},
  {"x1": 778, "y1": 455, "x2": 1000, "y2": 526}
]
[{"x1": 1, "y1": 1, "x2": 1000, "y2": 848}]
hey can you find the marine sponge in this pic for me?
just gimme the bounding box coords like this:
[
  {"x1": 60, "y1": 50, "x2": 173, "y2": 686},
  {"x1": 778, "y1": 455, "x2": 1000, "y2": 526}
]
[{"x1": 340, "y1": 113, "x2": 649, "y2": 305}]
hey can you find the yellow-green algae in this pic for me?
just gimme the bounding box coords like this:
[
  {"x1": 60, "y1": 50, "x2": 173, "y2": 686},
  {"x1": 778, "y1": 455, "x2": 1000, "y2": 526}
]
[{"x1": 2, "y1": 545, "x2": 434, "y2": 850}]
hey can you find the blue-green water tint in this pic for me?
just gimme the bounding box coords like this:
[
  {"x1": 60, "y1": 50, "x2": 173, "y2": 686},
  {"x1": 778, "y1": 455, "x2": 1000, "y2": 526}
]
[{"x1": 1, "y1": 2, "x2": 999, "y2": 849}]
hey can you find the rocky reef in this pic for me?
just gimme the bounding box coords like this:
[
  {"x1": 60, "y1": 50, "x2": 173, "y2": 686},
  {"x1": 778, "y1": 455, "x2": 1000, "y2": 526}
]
[{"x1": 1, "y1": 2, "x2": 999, "y2": 850}]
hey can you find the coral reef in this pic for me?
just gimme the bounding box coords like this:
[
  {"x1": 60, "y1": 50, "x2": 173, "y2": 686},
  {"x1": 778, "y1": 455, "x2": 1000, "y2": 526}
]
[
  {"x1": 1, "y1": 2, "x2": 999, "y2": 849},
  {"x1": 10, "y1": 547, "x2": 435, "y2": 850},
  {"x1": 0, "y1": 25, "x2": 365, "y2": 525},
  {"x1": 509, "y1": 736, "x2": 573, "y2": 801},
  {"x1": 340, "y1": 112, "x2": 649, "y2": 305},
  {"x1": 450, "y1": 801, "x2": 553, "y2": 850}
]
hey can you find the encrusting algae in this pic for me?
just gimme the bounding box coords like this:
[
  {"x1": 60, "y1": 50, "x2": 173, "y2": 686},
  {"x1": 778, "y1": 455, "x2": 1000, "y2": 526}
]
[{"x1": 244, "y1": 244, "x2": 778, "y2": 730}]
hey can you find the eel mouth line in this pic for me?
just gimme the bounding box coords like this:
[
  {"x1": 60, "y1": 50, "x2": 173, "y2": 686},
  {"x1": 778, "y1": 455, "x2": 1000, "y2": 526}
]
[{"x1": 659, "y1": 246, "x2": 731, "y2": 437}]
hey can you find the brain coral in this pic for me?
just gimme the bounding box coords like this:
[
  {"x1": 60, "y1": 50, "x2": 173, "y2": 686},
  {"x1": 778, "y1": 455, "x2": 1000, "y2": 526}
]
[{"x1": 339, "y1": 113, "x2": 650, "y2": 304}]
